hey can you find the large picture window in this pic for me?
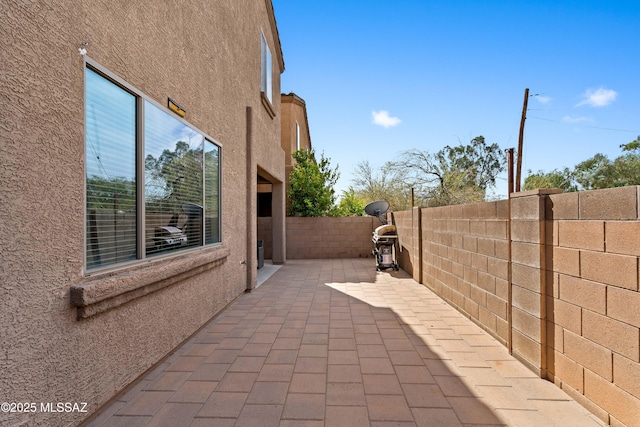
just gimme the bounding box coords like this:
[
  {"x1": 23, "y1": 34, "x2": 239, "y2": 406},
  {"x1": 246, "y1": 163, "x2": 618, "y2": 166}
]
[{"x1": 85, "y1": 64, "x2": 221, "y2": 271}]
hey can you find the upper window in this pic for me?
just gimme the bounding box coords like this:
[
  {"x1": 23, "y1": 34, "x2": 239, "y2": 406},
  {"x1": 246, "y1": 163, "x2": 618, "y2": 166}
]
[
  {"x1": 85, "y1": 65, "x2": 221, "y2": 272},
  {"x1": 260, "y1": 31, "x2": 273, "y2": 103},
  {"x1": 295, "y1": 120, "x2": 301, "y2": 151}
]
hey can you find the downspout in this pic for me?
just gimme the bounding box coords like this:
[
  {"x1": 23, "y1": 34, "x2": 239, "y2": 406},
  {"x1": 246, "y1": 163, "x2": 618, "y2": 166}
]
[{"x1": 245, "y1": 106, "x2": 257, "y2": 292}]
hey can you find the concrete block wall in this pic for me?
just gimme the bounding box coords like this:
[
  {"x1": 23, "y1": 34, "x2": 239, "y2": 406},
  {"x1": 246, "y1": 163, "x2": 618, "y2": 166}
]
[
  {"x1": 546, "y1": 187, "x2": 640, "y2": 426},
  {"x1": 510, "y1": 190, "x2": 561, "y2": 376},
  {"x1": 284, "y1": 217, "x2": 377, "y2": 259},
  {"x1": 417, "y1": 200, "x2": 510, "y2": 345},
  {"x1": 258, "y1": 216, "x2": 378, "y2": 260},
  {"x1": 393, "y1": 186, "x2": 640, "y2": 425},
  {"x1": 392, "y1": 210, "x2": 416, "y2": 277}
]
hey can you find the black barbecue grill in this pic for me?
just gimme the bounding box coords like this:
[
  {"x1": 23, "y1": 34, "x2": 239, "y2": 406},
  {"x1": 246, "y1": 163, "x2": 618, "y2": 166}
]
[{"x1": 365, "y1": 200, "x2": 399, "y2": 271}]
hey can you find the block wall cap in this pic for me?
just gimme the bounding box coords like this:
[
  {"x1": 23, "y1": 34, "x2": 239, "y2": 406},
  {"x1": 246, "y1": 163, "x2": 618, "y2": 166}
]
[{"x1": 511, "y1": 189, "x2": 563, "y2": 198}]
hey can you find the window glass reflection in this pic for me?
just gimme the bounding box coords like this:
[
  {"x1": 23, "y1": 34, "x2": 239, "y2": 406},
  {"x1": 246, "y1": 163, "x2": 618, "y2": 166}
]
[
  {"x1": 144, "y1": 102, "x2": 204, "y2": 255},
  {"x1": 85, "y1": 68, "x2": 137, "y2": 269}
]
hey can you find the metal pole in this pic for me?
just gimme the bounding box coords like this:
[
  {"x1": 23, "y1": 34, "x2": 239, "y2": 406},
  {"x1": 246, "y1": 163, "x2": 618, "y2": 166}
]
[
  {"x1": 506, "y1": 148, "x2": 514, "y2": 354},
  {"x1": 516, "y1": 88, "x2": 529, "y2": 192}
]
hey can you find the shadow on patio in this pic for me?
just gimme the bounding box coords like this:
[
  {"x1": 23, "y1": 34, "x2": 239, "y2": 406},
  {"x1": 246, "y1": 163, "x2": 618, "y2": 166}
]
[{"x1": 85, "y1": 259, "x2": 604, "y2": 426}]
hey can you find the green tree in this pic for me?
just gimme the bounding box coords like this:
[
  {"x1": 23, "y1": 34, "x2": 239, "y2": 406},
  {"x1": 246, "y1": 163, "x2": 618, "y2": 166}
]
[
  {"x1": 86, "y1": 176, "x2": 136, "y2": 211},
  {"x1": 389, "y1": 136, "x2": 506, "y2": 207},
  {"x1": 288, "y1": 149, "x2": 340, "y2": 216},
  {"x1": 523, "y1": 167, "x2": 577, "y2": 192},
  {"x1": 351, "y1": 160, "x2": 413, "y2": 211},
  {"x1": 524, "y1": 137, "x2": 640, "y2": 191},
  {"x1": 331, "y1": 187, "x2": 366, "y2": 217},
  {"x1": 573, "y1": 153, "x2": 613, "y2": 190},
  {"x1": 621, "y1": 137, "x2": 640, "y2": 152},
  {"x1": 145, "y1": 140, "x2": 203, "y2": 209},
  {"x1": 573, "y1": 141, "x2": 640, "y2": 190},
  {"x1": 438, "y1": 136, "x2": 505, "y2": 191}
]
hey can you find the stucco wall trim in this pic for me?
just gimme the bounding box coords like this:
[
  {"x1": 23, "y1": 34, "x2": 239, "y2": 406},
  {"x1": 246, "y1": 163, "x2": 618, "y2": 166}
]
[
  {"x1": 261, "y1": 92, "x2": 276, "y2": 118},
  {"x1": 71, "y1": 245, "x2": 230, "y2": 319}
]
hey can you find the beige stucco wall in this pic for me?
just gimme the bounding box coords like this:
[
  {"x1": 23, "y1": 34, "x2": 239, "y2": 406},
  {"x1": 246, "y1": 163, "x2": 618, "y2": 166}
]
[
  {"x1": 281, "y1": 93, "x2": 312, "y2": 159},
  {"x1": 1, "y1": 1, "x2": 284, "y2": 425},
  {"x1": 281, "y1": 93, "x2": 312, "y2": 204}
]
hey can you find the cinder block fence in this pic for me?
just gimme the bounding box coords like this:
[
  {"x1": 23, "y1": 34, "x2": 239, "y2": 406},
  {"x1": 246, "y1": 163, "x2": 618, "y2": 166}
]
[
  {"x1": 393, "y1": 187, "x2": 640, "y2": 427},
  {"x1": 258, "y1": 216, "x2": 378, "y2": 260}
]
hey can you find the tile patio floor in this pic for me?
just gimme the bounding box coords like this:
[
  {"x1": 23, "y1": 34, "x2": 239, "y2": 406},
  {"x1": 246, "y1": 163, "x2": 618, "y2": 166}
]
[{"x1": 85, "y1": 259, "x2": 605, "y2": 427}]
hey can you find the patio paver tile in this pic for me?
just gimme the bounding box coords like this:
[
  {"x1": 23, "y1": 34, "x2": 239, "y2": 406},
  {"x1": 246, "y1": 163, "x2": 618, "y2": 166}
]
[
  {"x1": 168, "y1": 380, "x2": 218, "y2": 404},
  {"x1": 265, "y1": 349, "x2": 298, "y2": 364},
  {"x1": 144, "y1": 371, "x2": 191, "y2": 392},
  {"x1": 366, "y1": 395, "x2": 413, "y2": 422},
  {"x1": 115, "y1": 391, "x2": 174, "y2": 416},
  {"x1": 325, "y1": 405, "x2": 369, "y2": 427},
  {"x1": 359, "y1": 357, "x2": 395, "y2": 374},
  {"x1": 327, "y1": 350, "x2": 359, "y2": 365},
  {"x1": 411, "y1": 407, "x2": 464, "y2": 427},
  {"x1": 246, "y1": 382, "x2": 289, "y2": 405},
  {"x1": 85, "y1": 259, "x2": 606, "y2": 427},
  {"x1": 326, "y1": 382, "x2": 367, "y2": 406},
  {"x1": 215, "y1": 372, "x2": 259, "y2": 392},
  {"x1": 204, "y1": 349, "x2": 240, "y2": 364},
  {"x1": 294, "y1": 356, "x2": 327, "y2": 373},
  {"x1": 297, "y1": 344, "x2": 328, "y2": 358},
  {"x1": 402, "y1": 383, "x2": 450, "y2": 408},
  {"x1": 188, "y1": 363, "x2": 229, "y2": 382},
  {"x1": 97, "y1": 415, "x2": 151, "y2": 427},
  {"x1": 228, "y1": 356, "x2": 266, "y2": 373},
  {"x1": 146, "y1": 403, "x2": 202, "y2": 427},
  {"x1": 197, "y1": 392, "x2": 248, "y2": 418},
  {"x1": 289, "y1": 373, "x2": 327, "y2": 394},
  {"x1": 395, "y1": 365, "x2": 436, "y2": 385},
  {"x1": 327, "y1": 364, "x2": 363, "y2": 383},
  {"x1": 235, "y1": 404, "x2": 284, "y2": 427},
  {"x1": 362, "y1": 374, "x2": 403, "y2": 395},
  {"x1": 257, "y1": 363, "x2": 295, "y2": 382},
  {"x1": 282, "y1": 393, "x2": 325, "y2": 420}
]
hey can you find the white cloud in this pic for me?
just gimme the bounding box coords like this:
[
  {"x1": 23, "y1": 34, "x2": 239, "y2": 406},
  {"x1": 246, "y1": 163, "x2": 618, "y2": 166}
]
[
  {"x1": 372, "y1": 110, "x2": 401, "y2": 128},
  {"x1": 534, "y1": 95, "x2": 552, "y2": 104},
  {"x1": 576, "y1": 87, "x2": 617, "y2": 107},
  {"x1": 562, "y1": 115, "x2": 591, "y2": 123}
]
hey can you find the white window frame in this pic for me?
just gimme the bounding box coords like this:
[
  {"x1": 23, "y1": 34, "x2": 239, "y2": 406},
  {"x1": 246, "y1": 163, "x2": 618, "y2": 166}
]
[{"x1": 260, "y1": 30, "x2": 273, "y2": 103}]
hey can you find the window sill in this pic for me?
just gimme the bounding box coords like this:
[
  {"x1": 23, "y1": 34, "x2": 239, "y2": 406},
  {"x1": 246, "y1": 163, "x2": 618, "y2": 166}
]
[
  {"x1": 71, "y1": 245, "x2": 230, "y2": 319},
  {"x1": 261, "y1": 92, "x2": 276, "y2": 119}
]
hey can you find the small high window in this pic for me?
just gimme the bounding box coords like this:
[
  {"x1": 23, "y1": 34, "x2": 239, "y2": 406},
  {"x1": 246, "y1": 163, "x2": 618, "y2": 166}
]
[{"x1": 261, "y1": 31, "x2": 273, "y2": 103}]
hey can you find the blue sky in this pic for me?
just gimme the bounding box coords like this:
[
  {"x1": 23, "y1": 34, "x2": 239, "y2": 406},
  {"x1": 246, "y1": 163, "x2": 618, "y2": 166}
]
[{"x1": 272, "y1": 0, "x2": 640, "y2": 200}]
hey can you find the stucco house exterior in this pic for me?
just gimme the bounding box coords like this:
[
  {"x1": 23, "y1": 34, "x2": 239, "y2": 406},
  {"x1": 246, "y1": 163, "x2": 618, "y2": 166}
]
[
  {"x1": 1, "y1": 0, "x2": 287, "y2": 425},
  {"x1": 281, "y1": 92, "x2": 313, "y2": 190},
  {"x1": 258, "y1": 92, "x2": 312, "y2": 257}
]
